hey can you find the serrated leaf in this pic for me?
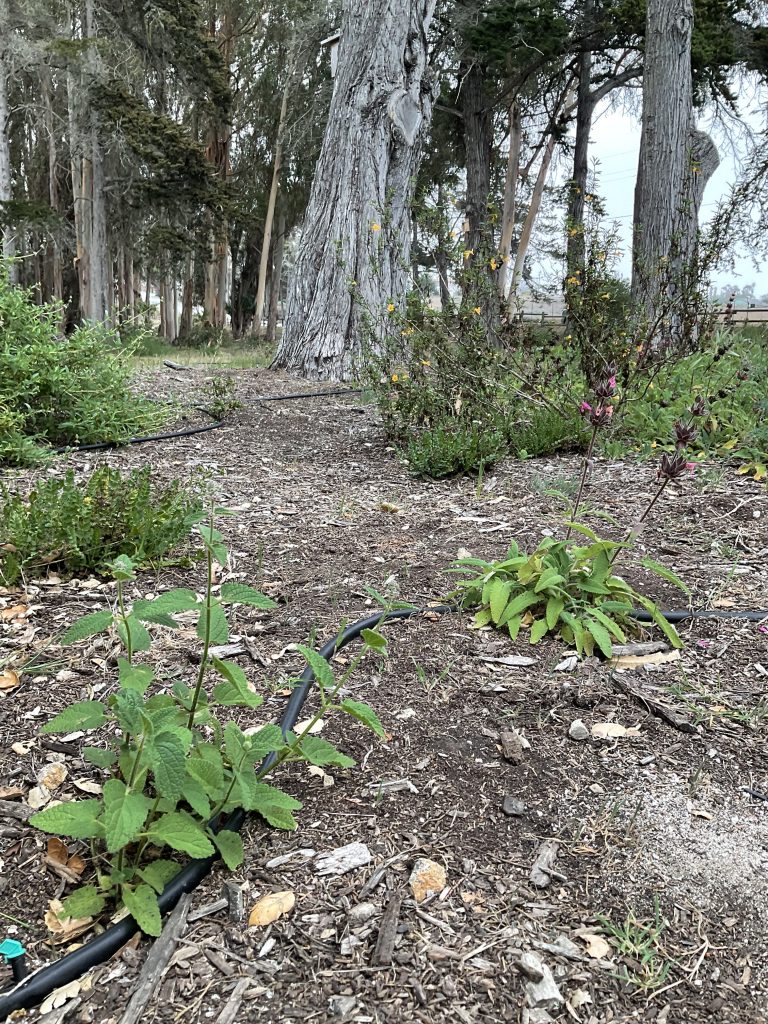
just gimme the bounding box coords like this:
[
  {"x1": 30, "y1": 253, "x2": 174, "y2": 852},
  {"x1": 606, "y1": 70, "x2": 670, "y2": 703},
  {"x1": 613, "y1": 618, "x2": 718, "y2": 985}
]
[
  {"x1": 220, "y1": 583, "x2": 277, "y2": 609},
  {"x1": 585, "y1": 618, "x2": 613, "y2": 658},
  {"x1": 30, "y1": 800, "x2": 104, "y2": 839},
  {"x1": 83, "y1": 747, "x2": 117, "y2": 769},
  {"x1": 197, "y1": 601, "x2": 228, "y2": 645},
  {"x1": 361, "y1": 628, "x2": 387, "y2": 651},
  {"x1": 180, "y1": 777, "x2": 211, "y2": 819},
  {"x1": 186, "y1": 756, "x2": 224, "y2": 795},
  {"x1": 150, "y1": 589, "x2": 200, "y2": 613},
  {"x1": 122, "y1": 883, "x2": 162, "y2": 936},
  {"x1": 117, "y1": 615, "x2": 151, "y2": 653},
  {"x1": 248, "y1": 782, "x2": 302, "y2": 830},
  {"x1": 41, "y1": 700, "x2": 106, "y2": 735},
  {"x1": 147, "y1": 811, "x2": 216, "y2": 858},
  {"x1": 138, "y1": 860, "x2": 180, "y2": 894},
  {"x1": 212, "y1": 829, "x2": 244, "y2": 870},
  {"x1": 211, "y1": 659, "x2": 263, "y2": 708},
  {"x1": 118, "y1": 659, "x2": 154, "y2": 694},
  {"x1": 131, "y1": 600, "x2": 180, "y2": 628},
  {"x1": 296, "y1": 734, "x2": 355, "y2": 768},
  {"x1": 529, "y1": 617, "x2": 549, "y2": 644},
  {"x1": 102, "y1": 779, "x2": 152, "y2": 853},
  {"x1": 641, "y1": 557, "x2": 691, "y2": 596},
  {"x1": 61, "y1": 886, "x2": 105, "y2": 919},
  {"x1": 111, "y1": 688, "x2": 144, "y2": 734},
  {"x1": 296, "y1": 644, "x2": 335, "y2": 692},
  {"x1": 243, "y1": 724, "x2": 286, "y2": 759},
  {"x1": 149, "y1": 731, "x2": 188, "y2": 802},
  {"x1": 340, "y1": 699, "x2": 385, "y2": 738},
  {"x1": 61, "y1": 610, "x2": 113, "y2": 645}
]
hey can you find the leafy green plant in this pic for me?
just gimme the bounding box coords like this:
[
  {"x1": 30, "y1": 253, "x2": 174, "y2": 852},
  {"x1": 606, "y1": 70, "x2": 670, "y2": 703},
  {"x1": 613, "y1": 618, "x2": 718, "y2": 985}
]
[
  {"x1": 405, "y1": 420, "x2": 507, "y2": 478},
  {"x1": 0, "y1": 272, "x2": 165, "y2": 466},
  {"x1": 598, "y1": 900, "x2": 674, "y2": 991},
  {"x1": 30, "y1": 526, "x2": 385, "y2": 935},
  {"x1": 0, "y1": 466, "x2": 204, "y2": 585},
  {"x1": 450, "y1": 533, "x2": 682, "y2": 657}
]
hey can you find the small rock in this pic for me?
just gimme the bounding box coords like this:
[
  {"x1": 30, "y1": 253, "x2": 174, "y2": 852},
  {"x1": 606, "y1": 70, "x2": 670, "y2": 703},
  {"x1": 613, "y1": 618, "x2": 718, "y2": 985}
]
[
  {"x1": 502, "y1": 795, "x2": 526, "y2": 817},
  {"x1": 554, "y1": 655, "x2": 578, "y2": 672},
  {"x1": 523, "y1": 1010, "x2": 555, "y2": 1024},
  {"x1": 329, "y1": 995, "x2": 357, "y2": 1017},
  {"x1": 568, "y1": 719, "x2": 590, "y2": 742},
  {"x1": 529, "y1": 841, "x2": 561, "y2": 888},
  {"x1": 315, "y1": 842, "x2": 372, "y2": 877},
  {"x1": 533, "y1": 934, "x2": 583, "y2": 961},
  {"x1": 521, "y1": 955, "x2": 564, "y2": 1011},
  {"x1": 348, "y1": 902, "x2": 378, "y2": 925},
  {"x1": 516, "y1": 951, "x2": 545, "y2": 981},
  {"x1": 500, "y1": 730, "x2": 525, "y2": 764},
  {"x1": 409, "y1": 858, "x2": 447, "y2": 903}
]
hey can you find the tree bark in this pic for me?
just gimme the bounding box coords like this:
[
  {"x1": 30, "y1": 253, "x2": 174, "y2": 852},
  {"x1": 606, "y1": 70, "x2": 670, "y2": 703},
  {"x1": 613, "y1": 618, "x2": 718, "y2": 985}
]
[
  {"x1": 254, "y1": 64, "x2": 291, "y2": 336},
  {"x1": 631, "y1": 0, "x2": 694, "y2": 316},
  {"x1": 274, "y1": 0, "x2": 437, "y2": 380},
  {"x1": 566, "y1": 3, "x2": 594, "y2": 276},
  {"x1": 84, "y1": 0, "x2": 109, "y2": 323},
  {"x1": 497, "y1": 101, "x2": 521, "y2": 300},
  {"x1": 509, "y1": 133, "x2": 557, "y2": 299},
  {"x1": 266, "y1": 205, "x2": 286, "y2": 346},
  {"x1": 0, "y1": 51, "x2": 17, "y2": 281}
]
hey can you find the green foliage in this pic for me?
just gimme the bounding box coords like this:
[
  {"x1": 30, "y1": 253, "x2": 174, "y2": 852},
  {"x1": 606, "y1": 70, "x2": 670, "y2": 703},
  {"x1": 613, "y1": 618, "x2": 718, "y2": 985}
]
[
  {"x1": 0, "y1": 467, "x2": 204, "y2": 585},
  {"x1": 206, "y1": 376, "x2": 243, "y2": 420},
  {"x1": 0, "y1": 274, "x2": 165, "y2": 467},
  {"x1": 31, "y1": 527, "x2": 386, "y2": 936},
  {"x1": 405, "y1": 421, "x2": 508, "y2": 478},
  {"x1": 450, "y1": 534, "x2": 684, "y2": 657}
]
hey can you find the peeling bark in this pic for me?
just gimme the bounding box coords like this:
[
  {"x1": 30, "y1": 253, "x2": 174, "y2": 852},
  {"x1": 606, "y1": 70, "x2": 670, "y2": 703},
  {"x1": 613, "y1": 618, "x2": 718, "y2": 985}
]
[{"x1": 275, "y1": 0, "x2": 437, "y2": 381}]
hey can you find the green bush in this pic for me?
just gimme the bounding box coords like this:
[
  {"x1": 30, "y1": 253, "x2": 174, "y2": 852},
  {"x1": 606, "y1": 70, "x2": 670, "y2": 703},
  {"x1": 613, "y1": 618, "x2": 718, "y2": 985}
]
[
  {"x1": 511, "y1": 406, "x2": 587, "y2": 459},
  {"x1": 0, "y1": 273, "x2": 164, "y2": 465},
  {"x1": 405, "y1": 420, "x2": 508, "y2": 478},
  {"x1": 0, "y1": 467, "x2": 204, "y2": 584}
]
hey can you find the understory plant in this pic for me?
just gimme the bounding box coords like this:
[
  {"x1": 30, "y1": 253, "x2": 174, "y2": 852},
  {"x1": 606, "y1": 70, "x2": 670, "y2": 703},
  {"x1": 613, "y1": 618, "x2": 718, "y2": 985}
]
[
  {"x1": 451, "y1": 376, "x2": 704, "y2": 656},
  {"x1": 30, "y1": 522, "x2": 385, "y2": 934},
  {"x1": 0, "y1": 466, "x2": 204, "y2": 585},
  {"x1": 0, "y1": 272, "x2": 165, "y2": 466}
]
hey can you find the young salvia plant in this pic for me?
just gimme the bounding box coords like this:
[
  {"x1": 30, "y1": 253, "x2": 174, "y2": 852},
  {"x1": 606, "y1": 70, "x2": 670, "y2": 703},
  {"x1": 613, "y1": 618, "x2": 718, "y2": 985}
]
[
  {"x1": 450, "y1": 381, "x2": 705, "y2": 657},
  {"x1": 30, "y1": 518, "x2": 385, "y2": 935}
]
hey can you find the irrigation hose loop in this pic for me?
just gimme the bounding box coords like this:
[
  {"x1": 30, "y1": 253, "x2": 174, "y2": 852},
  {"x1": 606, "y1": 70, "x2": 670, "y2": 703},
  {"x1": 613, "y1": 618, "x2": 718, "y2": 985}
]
[{"x1": 2, "y1": 600, "x2": 766, "y2": 1013}]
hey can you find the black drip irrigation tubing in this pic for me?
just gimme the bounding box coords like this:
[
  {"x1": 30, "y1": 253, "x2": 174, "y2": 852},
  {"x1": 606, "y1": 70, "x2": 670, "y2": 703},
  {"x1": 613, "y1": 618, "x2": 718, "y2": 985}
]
[
  {"x1": 52, "y1": 389, "x2": 362, "y2": 454},
  {"x1": 2, "y1": 600, "x2": 767, "y2": 1014}
]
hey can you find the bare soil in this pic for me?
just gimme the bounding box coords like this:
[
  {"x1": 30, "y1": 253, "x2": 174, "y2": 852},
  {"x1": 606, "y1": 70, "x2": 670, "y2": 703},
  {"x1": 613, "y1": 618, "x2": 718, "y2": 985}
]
[{"x1": 1, "y1": 366, "x2": 767, "y2": 1024}]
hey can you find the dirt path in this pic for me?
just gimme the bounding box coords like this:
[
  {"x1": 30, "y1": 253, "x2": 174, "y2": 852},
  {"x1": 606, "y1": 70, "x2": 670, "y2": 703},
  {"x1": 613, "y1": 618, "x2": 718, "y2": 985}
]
[{"x1": 1, "y1": 367, "x2": 767, "y2": 1024}]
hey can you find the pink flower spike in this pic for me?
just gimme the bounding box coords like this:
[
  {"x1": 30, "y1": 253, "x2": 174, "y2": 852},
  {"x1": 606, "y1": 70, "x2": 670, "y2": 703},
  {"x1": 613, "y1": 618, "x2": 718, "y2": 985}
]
[
  {"x1": 579, "y1": 401, "x2": 592, "y2": 413},
  {"x1": 686, "y1": 462, "x2": 696, "y2": 473},
  {"x1": 608, "y1": 375, "x2": 617, "y2": 389},
  {"x1": 759, "y1": 624, "x2": 768, "y2": 634}
]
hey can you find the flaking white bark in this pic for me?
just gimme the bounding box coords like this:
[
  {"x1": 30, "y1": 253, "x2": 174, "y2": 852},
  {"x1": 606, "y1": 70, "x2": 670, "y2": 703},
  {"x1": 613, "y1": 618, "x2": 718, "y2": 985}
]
[{"x1": 275, "y1": 0, "x2": 437, "y2": 380}]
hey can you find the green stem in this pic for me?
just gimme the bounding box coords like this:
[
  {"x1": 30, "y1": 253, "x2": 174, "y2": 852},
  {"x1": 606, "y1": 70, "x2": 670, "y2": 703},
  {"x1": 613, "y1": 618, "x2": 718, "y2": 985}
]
[
  {"x1": 116, "y1": 578, "x2": 133, "y2": 664},
  {"x1": 565, "y1": 423, "x2": 598, "y2": 540},
  {"x1": 187, "y1": 539, "x2": 214, "y2": 730},
  {"x1": 609, "y1": 477, "x2": 670, "y2": 568}
]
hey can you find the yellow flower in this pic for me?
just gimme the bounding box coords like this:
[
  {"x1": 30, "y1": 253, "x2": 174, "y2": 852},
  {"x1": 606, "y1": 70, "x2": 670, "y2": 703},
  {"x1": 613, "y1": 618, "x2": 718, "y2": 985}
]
[
  {"x1": 472, "y1": 306, "x2": 481, "y2": 315},
  {"x1": 391, "y1": 373, "x2": 399, "y2": 382},
  {"x1": 489, "y1": 258, "x2": 498, "y2": 271},
  {"x1": 421, "y1": 360, "x2": 430, "y2": 367},
  {"x1": 566, "y1": 276, "x2": 580, "y2": 286},
  {"x1": 371, "y1": 222, "x2": 381, "y2": 232},
  {"x1": 600, "y1": 293, "x2": 611, "y2": 299},
  {"x1": 387, "y1": 302, "x2": 395, "y2": 313},
  {"x1": 449, "y1": 230, "x2": 457, "y2": 238},
  {"x1": 651, "y1": 440, "x2": 657, "y2": 448},
  {"x1": 83, "y1": 496, "x2": 92, "y2": 505},
  {"x1": 648, "y1": 382, "x2": 654, "y2": 390},
  {"x1": 568, "y1": 227, "x2": 579, "y2": 237},
  {"x1": 462, "y1": 249, "x2": 474, "y2": 259}
]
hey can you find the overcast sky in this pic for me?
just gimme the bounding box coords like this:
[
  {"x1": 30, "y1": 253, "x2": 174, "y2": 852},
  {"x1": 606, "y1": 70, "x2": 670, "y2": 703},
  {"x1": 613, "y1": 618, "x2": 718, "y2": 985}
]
[{"x1": 587, "y1": 95, "x2": 767, "y2": 300}]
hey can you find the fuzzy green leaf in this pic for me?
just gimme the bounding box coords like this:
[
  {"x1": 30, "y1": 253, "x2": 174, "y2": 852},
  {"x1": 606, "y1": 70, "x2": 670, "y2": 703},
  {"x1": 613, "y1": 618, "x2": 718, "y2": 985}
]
[
  {"x1": 211, "y1": 659, "x2": 263, "y2": 708},
  {"x1": 122, "y1": 883, "x2": 162, "y2": 936},
  {"x1": 131, "y1": 600, "x2": 180, "y2": 628},
  {"x1": 534, "y1": 568, "x2": 565, "y2": 593},
  {"x1": 186, "y1": 748, "x2": 224, "y2": 794},
  {"x1": 149, "y1": 731, "x2": 189, "y2": 802},
  {"x1": 61, "y1": 886, "x2": 106, "y2": 919},
  {"x1": 489, "y1": 579, "x2": 512, "y2": 624},
  {"x1": 180, "y1": 777, "x2": 211, "y2": 819},
  {"x1": 529, "y1": 617, "x2": 550, "y2": 644},
  {"x1": 243, "y1": 724, "x2": 286, "y2": 759},
  {"x1": 212, "y1": 829, "x2": 244, "y2": 870},
  {"x1": 634, "y1": 595, "x2": 683, "y2": 649},
  {"x1": 102, "y1": 779, "x2": 152, "y2": 853},
  {"x1": 507, "y1": 615, "x2": 522, "y2": 640},
  {"x1": 41, "y1": 700, "x2": 106, "y2": 735},
  {"x1": 61, "y1": 610, "x2": 113, "y2": 645},
  {"x1": 589, "y1": 608, "x2": 627, "y2": 642},
  {"x1": 118, "y1": 659, "x2": 154, "y2": 694},
  {"x1": 138, "y1": 860, "x2": 179, "y2": 894},
  {"x1": 499, "y1": 590, "x2": 540, "y2": 623},
  {"x1": 197, "y1": 601, "x2": 228, "y2": 645},
  {"x1": 361, "y1": 628, "x2": 387, "y2": 651},
  {"x1": 150, "y1": 589, "x2": 200, "y2": 613},
  {"x1": 30, "y1": 799, "x2": 104, "y2": 839},
  {"x1": 247, "y1": 781, "x2": 302, "y2": 830},
  {"x1": 340, "y1": 698, "x2": 385, "y2": 738},
  {"x1": 296, "y1": 644, "x2": 335, "y2": 692},
  {"x1": 473, "y1": 606, "x2": 493, "y2": 627},
  {"x1": 585, "y1": 618, "x2": 613, "y2": 659},
  {"x1": 83, "y1": 746, "x2": 117, "y2": 769},
  {"x1": 545, "y1": 597, "x2": 565, "y2": 631},
  {"x1": 117, "y1": 615, "x2": 152, "y2": 653},
  {"x1": 147, "y1": 811, "x2": 216, "y2": 858},
  {"x1": 220, "y1": 583, "x2": 277, "y2": 609},
  {"x1": 295, "y1": 734, "x2": 355, "y2": 768}
]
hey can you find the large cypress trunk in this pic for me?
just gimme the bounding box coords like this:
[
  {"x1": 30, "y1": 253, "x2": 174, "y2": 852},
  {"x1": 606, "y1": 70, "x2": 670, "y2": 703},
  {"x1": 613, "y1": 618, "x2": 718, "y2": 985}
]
[
  {"x1": 0, "y1": 54, "x2": 16, "y2": 279},
  {"x1": 631, "y1": 0, "x2": 694, "y2": 314},
  {"x1": 274, "y1": 0, "x2": 437, "y2": 380}
]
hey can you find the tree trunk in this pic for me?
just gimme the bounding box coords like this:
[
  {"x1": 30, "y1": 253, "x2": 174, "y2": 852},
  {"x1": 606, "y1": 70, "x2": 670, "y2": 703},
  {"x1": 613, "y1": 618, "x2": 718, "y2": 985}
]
[
  {"x1": 0, "y1": 52, "x2": 17, "y2": 282},
  {"x1": 180, "y1": 253, "x2": 194, "y2": 337},
  {"x1": 497, "y1": 101, "x2": 521, "y2": 301},
  {"x1": 566, "y1": 5, "x2": 594, "y2": 276},
  {"x1": 509, "y1": 132, "x2": 557, "y2": 299},
  {"x1": 631, "y1": 0, "x2": 694, "y2": 317},
  {"x1": 84, "y1": 0, "x2": 109, "y2": 323},
  {"x1": 459, "y1": 60, "x2": 496, "y2": 331},
  {"x1": 254, "y1": 67, "x2": 291, "y2": 336},
  {"x1": 274, "y1": 0, "x2": 437, "y2": 380},
  {"x1": 266, "y1": 206, "x2": 286, "y2": 346}
]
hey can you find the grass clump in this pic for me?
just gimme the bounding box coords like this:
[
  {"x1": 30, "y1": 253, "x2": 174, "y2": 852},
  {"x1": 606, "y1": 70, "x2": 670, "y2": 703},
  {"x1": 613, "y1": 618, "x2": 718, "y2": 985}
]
[{"x1": 0, "y1": 466, "x2": 204, "y2": 584}]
